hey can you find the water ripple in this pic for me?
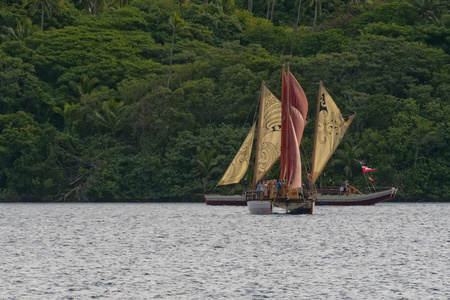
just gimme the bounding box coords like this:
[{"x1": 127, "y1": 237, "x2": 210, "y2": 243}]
[{"x1": 0, "y1": 203, "x2": 449, "y2": 299}]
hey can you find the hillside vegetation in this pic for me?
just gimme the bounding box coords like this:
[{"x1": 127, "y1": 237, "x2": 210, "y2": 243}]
[{"x1": 0, "y1": 0, "x2": 449, "y2": 201}]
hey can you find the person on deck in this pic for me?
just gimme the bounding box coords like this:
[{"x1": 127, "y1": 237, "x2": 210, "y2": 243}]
[
  {"x1": 276, "y1": 180, "x2": 282, "y2": 197},
  {"x1": 340, "y1": 181, "x2": 348, "y2": 195},
  {"x1": 257, "y1": 181, "x2": 264, "y2": 198},
  {"x1": 263, "y1": 181, "x2": 269, "y2": 198}
]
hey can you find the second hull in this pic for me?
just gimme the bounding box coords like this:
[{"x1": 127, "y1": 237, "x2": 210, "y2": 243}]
[
  {"x1": 247, "y1": 199, "x2": 314, "y2": 215},
  {"x1": 204, "y1": 194, "x2": 247, "y2": 206},
  {"x1": 247, "y1": 200, "x2": 272, "y2": 215},
  {"x1": 316, "y1": 188, "x2": 397, "y2": 206}
]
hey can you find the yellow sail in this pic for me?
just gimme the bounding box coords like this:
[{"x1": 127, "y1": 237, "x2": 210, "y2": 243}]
[
  {"x1": 311, "y1": 83, "x2": 356, "y2": 185},
  {"x1": 218, "y1": 123, "x2": 256, "y2": 185},
  {"x1": 253, "y1": 86, "x2": 282, "y2": 183}
]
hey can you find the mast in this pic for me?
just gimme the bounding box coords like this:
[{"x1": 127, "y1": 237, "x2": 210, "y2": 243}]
[
  {"x1": 280, "y1": 65, "x2": 289, "y2": 186},
  {"x1": 310, "y1": 81, "x2": 322, "y2": 186},
  {"x1": 252, "y1": 80, "x2": 265, "y2": 189},
  {"x1": 286, "y1": 64, "x2": 291, "y2": 190}
]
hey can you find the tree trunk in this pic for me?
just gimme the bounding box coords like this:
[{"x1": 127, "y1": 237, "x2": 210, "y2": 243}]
[
  {"x1": 266, "y1": 0, "x2": 270, "y2": 19},
  {"x1": 167, "y1": 30, "x2": 175, "y2": 89},
  {"x1": 313, "y1": 0, "x2": 318, "y2": 32},
  {"x1": 248, "y1": 0, "x2": 253, "y2": 12},
  {"x1": 202, "y1": 178, "x2": 207, "y2": 193},
  {"x1": 41, "y1": 2, "x2": 44, "y2": 31},
  {"x1": 270, "y1": 0, "x2": 275, "y2": 22},
  {"x1": 290, "y1": 0, "x2": 302, "y2": 56}
]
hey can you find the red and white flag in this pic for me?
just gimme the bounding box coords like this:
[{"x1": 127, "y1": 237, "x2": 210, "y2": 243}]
[
  {"x1": 369, "y1": 177, "x2": 374, "y2": 182},
  {"x1": 362, "y1": 166, "x2": 375, "y2": 173}
]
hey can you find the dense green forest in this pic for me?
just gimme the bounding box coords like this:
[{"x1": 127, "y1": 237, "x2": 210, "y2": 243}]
[{"x1": 0, "y1": 0, "x2": 448, "y2": 202}]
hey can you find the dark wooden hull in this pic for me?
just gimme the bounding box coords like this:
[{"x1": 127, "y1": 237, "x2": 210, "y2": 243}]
[
  {"x1": 316, "y1": 188, "x2": 397, "y2": 206},
  {"x1": 204, "y1": 194, "x2": 247, "y2": 206},
  {"x1": 204, "y1": 188, "x2": 397, "y2": 207}
]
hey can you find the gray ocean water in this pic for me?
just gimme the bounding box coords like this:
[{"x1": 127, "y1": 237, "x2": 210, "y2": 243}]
[{"x1": 0, "y1": 202, "x2": 448, "y2": 299}]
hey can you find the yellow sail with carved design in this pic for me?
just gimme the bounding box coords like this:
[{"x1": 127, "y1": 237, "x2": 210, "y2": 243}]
[
  {"x1": 218, "y1": 123, "x2": 256, "y2": 185},
  {"x1": 254, "y1": 86, "x2": 282, "y2": 183},
  {"x1": 311, "y1": 83, "x2": 356, "y2": 185}
]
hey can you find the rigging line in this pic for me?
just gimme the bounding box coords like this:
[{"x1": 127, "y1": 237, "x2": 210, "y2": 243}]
[
  {"x1": 265, "y1": 81, "x2": 282, "y2": 100},
  {"x1": 243, "y1": 92, "x2": 259, "y2": 129},
  {"x1": 253, "y1": 91, "x2": 259, "y2": 125},
  {"x1": 230, "y1": 184, "x2": 238, "y2": 195},
  {"x1": 300, "y1": 143, "x2": 312, "y2": 177},
  {"x1": 300, "y1": 144, "x2": 317, "y2": 195},
  {"x1": 322, "y1": 82, "x2": 357, "y2": 116},
  {"x1": 209, "y1": 182, "x2": 238, "y2": 196},
  {"x1": 209, "y1": 183, "x2": 219, "y2": 195}
]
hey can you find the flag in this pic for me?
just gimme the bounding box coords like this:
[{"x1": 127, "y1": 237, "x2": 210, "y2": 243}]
[
  {"x1": 369, "y1": 177, "x2": 374, "y2": 182},
  {"x1": 362, "y1": 166, "x2": 375, "y2": 173},
  {"x1": 359, "y1": 161, "x2": 366, "y2": 165}
]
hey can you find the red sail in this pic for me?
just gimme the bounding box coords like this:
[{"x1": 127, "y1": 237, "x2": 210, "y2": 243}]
[
  {"x1": 280, "y1": 67, "x2": 288, "y2": 180},
  {"x1": 280, "y1": 70, "x2": 308, "y2": 190},
  {"x1": 288, "y1": 106, "x2": 305, "y2": 189}
]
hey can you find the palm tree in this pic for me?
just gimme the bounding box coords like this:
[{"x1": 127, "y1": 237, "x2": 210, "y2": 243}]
[
  {"x1": 69, "y1": 74, "x2": 99, "y2": 97},
  {"x1": 53, "y1": 103, "x2": 82, "y2": 132},
  {"x1": 196, "y1": 147, "x2": 225, "y2": 193},
  {"x1": 26, "y1": 0, "x2": 66, "y2": 31},
  {"x1": 409, "y1": 0, "x2": 449, "y2": 24},
  {"x1": 330, "y1": 143, "x2": 364, "y2": 179},
  {"x1": 167, "y1": 13, "x2": 189, "y2": 89},
  {"x1": 2, "y1": 18, "x2": 34, "y2": 41},
  {"x1": 92, "y1": 99, "x2": 129, "y2": 136}
]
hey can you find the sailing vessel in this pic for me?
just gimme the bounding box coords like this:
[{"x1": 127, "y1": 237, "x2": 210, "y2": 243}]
[
  {"x1": 204, "y1": 68, "x2": 397, "y2": 211},
  {"x1": 206, "y1": 65, "x2": 314, "y2": 214},
  {"x1": 309, "y1": 81, "x2": 397, "y2": 205},
  {"x1": 246, "y1": 65, "x2": 314, "y2": 214}
]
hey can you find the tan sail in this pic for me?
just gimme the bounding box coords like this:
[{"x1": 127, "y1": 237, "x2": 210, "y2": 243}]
[
  {"x1": 218, "y1": 123, "x2": 256, "y2": 185},
  {"x1": 253, "y1": 85, "x2": 282, "y2": 184},
  {"x1": 311, "y1": 82, "x2": 356, "y2": 185}
]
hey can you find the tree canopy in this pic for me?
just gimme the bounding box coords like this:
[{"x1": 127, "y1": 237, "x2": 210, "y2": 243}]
[{"x1": 0, "y1": 0, "x2": 449, "y2": 202}]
